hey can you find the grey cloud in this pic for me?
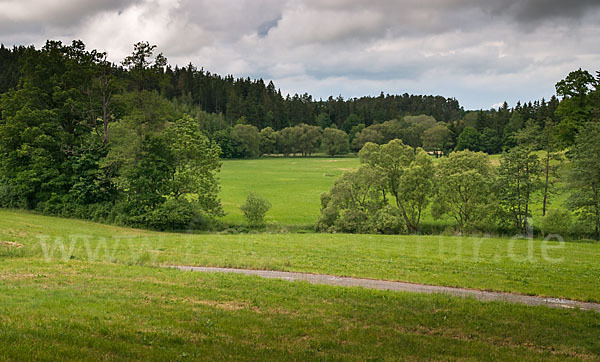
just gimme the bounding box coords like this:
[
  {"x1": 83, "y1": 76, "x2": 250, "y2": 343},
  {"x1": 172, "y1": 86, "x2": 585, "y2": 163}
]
[
  {"x1": 486, "y1": 0, "x2": 600, "y2": 23},
  {"x1": 0, "y1": 0, "x2": 141, "y2": 27},
  {"x1": 0, "y1": 0, "x2": 599, "y2": 109},
  {"x1": 172, "y1": 0, "x2": 284, "y2": 39},
  {"x1": 257, "y1": 17, "x2": 281, "y2": 37}
]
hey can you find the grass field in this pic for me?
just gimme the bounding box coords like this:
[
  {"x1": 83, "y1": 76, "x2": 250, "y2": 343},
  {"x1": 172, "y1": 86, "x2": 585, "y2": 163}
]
[
  {"x1": 2, "y1": 258, "x2": 600, "y2": 360},
  {"x1": 1, "y1": 210, "x2": 600, "y2": 360},
  {"x1": 2, "y1": 210, "x2": 599, "y2": 302},
  {"x1": 219, "y1": 157, "x2": 359, "y2": 226}
]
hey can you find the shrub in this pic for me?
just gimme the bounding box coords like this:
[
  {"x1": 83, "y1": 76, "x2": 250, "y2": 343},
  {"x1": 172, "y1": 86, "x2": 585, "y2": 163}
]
[
  {"x1": 0, "y1": 183, "x2": 25, "y2": 208},
  {"x1": 334, "y1": 208, "x2": 373, "y2": 234},
  {"x1": 373, "y1": 205, "x2": 407, "y2": 235},
  {"x1": 240, "y1": 192, "x2": 271, "y2": 228},
  {"x1": 539, "y1": 209, "x2": 572, "y2": 237},
  {"x1": 130, "y1": 199, "x2": 207, "y2": 231}
]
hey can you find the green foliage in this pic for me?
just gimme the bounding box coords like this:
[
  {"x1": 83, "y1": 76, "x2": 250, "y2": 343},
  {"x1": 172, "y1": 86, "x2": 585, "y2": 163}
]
[
  {"x1": 131, "y1": 198, "x2": 207, "y2": 231},
  {"x1": 1, "y1": 41, "x2": 599, "y2": 238},
  {"x1": 373, "y1": 204, "x2": 408, "y2": 234},
  {"x1": 231, "y1": 124, "x2": 260, "y2": 158},
  {"x1": 359, "y1": 140, "x2": 434, "y2": 231},
  {"x1": 276, "y1": 126, "x2": 299, "y2": 156},
  {"x1": 351, "y1": 126, "x2": 384, "y2": 151},
  {"x1": 121, "y1": 135, "x2": 175, "y2": 209},
  {"x1": 479, "y1": 127, "x2": 502, "y2": 154},
  {"x1": 455, "y1": 127, "x2": 481, "y2": 151},
  {"x1": 0, "y1": 41, "x2": 223, "y2": 231},
  {"x1": 567, "y1": 122, "x2": 600, "y2": 238},
  {"x1": 341, "y1": 113, "x2": 362, "y2": 134},
  {"x1": 319, "y1": 139, "x2": 433, "y2": 233},
  {"x1": 433, "y1": 150, "x2": 496, "y2": 232},
  {"x1": 259, "y1": 126, "x2": 277, "y2": 155},
  {"x1": 400, "y1": 115, "x2": 437, "y2": 148},
  {"x1": 539, "y1": 208, "x2": 572, "y2": 237},
  {"x1": 317, "y1": 167, "x2": 385, "y2": 233},
  {"x1": 497, "y1": 146, "x2": 542, "y2": 233},
  {"x1": 164, "y1": 115, "x2": 223, "y2": 216},
  {"x1": 240, "y1": 192, "x2": 272, "y2": 228},
  {"x1": 322, "y1": 127, "x2": 350, "y2": 156},
  {"x1": 502, "y1": 112, "x2": 525, "y2": 149},
  {"x1": 519, "y1": 118, "x2": 563, "y2": 216},
  {"x1": 212, "y1": 128, "x2": 238, "y2": 158},
  {"x1": 122, "y1": 41, "x2": 168, "y2": 91},
  {"x1": 422, "y1": 123, "x2": 452, "y2": 156},
  {"x1": 296, "y1": 123, "x2": 322, "y2": 156},
  {"x1": 555, "y1": 68, "x2": 598, "y2": 146},
  {"x1": 314, "y1": 112, "x2": 332, "y2": 128},
  {"x1": 349, "y1": 115, "x2": 439, "y2": 151},
  {"x1": 555, "y1": 68, "x2": 597, "y2": 100},
  {"x1": 0, "y1": 41, "x2": 106, "y2": 209}
]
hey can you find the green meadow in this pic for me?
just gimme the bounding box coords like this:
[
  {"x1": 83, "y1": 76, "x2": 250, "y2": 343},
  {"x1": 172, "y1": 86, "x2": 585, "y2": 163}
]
[
  {"x1": 1, "y1": 209, "x2": 600, "y2": 360},
  {"x1": 219, "y1": 157, "x2": 360, "y2": 225},
  {"x1": 2, "y1": 258, "x2": 600, "y2": 361},
  {"x1": 2, "y1": 209, "x2": 599, "y2": 301}
]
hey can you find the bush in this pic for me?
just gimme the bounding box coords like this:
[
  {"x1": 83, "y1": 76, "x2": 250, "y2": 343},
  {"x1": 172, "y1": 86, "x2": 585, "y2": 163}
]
[
  {"x1": 240, "y1": 192, "x2": 271, "y2": 228},
  {"x1": 334, "y1": 208, "x2": 373, "y2": 234},
  {"x1": 539, "y1": 209, "x2": 572, "y2": 237},
  {"x1": 373, "y1": 205, "x2": 407, "y2": 234},
  {"x1": 129, "y1": 199, "x2": 208, "y2": 231},
  {"x1": 0, "y1": 183, "x2": 26, "y2": 208}
]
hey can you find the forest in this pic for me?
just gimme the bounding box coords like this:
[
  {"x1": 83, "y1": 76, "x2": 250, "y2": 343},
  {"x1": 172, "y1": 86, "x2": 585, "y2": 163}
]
[{"x1": 0, "y1": 40, "x2": 599, "y2": 235}]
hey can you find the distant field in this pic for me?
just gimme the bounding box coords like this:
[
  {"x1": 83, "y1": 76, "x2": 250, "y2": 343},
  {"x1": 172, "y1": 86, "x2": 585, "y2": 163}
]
[
  {"x1": 219, "y1": 157, "x2": 360, "y2": 226},
  {"x1": 2, "y1": 210, "x2": 598, "y2": 302}
]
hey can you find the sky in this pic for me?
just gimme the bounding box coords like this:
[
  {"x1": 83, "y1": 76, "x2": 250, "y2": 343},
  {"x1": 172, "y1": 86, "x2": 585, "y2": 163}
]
[{"x1": 1, "y1": 0, "x2": 599, "y2": 110}]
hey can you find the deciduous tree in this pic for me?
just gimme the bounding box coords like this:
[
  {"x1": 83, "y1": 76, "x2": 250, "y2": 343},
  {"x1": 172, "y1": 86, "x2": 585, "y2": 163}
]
[
  {"x1": 567, "y1": 122, "x2": 600, "y2": 238},
  {"x1": 322, "y1": 127, "x2": 350, "y2": 156},
  {"x1": 432, "y1": 151, "x2": 495, "y2": 232}
]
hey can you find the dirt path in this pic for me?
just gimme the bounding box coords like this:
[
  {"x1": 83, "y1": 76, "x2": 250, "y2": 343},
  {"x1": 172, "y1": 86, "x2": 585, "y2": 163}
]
[{"x1": 168, "y1": 265, "x2": 600, "y2": 313}]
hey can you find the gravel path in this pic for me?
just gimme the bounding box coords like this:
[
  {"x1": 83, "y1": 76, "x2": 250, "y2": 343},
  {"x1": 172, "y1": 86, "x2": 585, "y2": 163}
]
[{"x1": 168, "y1": 265, "x2": 600, "y2": 313}]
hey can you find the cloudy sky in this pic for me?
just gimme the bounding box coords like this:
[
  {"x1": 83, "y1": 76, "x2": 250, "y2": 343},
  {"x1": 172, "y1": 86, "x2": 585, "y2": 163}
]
[{"x1": 1, "y1": 0, "x2": 599, "y2": 109}]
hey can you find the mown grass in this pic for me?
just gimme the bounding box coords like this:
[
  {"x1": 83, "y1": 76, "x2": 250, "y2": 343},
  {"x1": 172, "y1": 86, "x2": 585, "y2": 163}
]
[
  {"x1": 1, "y1": 258, "x2": 599, "y2": 361},
  {"x1": 219, "y1": 157, "x2": 359, "y2": 225},
  {"x1": 2, "y1": 210, "x2": 599, "y2": 302}
]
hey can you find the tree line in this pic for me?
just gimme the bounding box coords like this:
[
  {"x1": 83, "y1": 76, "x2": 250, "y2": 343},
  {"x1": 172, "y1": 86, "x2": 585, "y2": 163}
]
[
  {"x1": 0, "y1": 40, "x2": 598, "y2": 234},
  {"x1": 318, "y1": 97, "x2": 600, "y2": 239},
  {"x1": 1, "y1": 41, "x2": 568, "y2": 160},
  {"x1": 0, "y1": 43, "x2": 461, "y2": 131}
]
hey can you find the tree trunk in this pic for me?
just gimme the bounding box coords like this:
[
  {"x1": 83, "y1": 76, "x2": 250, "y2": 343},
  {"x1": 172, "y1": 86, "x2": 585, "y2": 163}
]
[
  {"x1": 542, "y1": 149, "x2": 550, "y2": 216},
  {"x1": 395, "y1": 197, "x2": 416, "y2": 232},
  {"x1": 100, "y1": 59, "x2": 112, "y2": 145}
]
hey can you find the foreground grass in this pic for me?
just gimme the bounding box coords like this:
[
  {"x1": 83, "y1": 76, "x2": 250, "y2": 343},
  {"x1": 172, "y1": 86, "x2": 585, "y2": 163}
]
[
  {"x1": 219, "y1": 157, "x2": 359, "y2": 225},
  {"x1": 2, "y1": 210, "x2": 599, "y2": 302},
  {"x1": 0, "y1": 258, "x2": 599, "y2": 360}
]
